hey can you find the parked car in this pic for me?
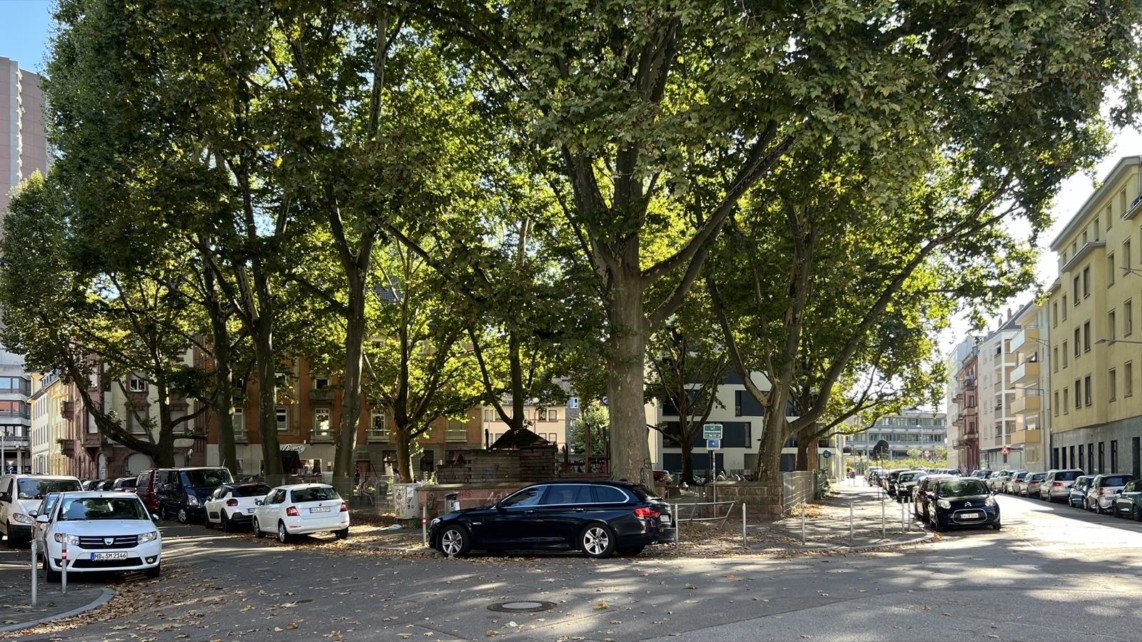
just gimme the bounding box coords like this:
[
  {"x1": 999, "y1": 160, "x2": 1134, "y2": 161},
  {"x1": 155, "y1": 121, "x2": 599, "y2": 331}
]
[
  {"x1": 109, "y1": 477, "x2": 138, "y2": 493},
  {"x1": 1005, "y1": 471, "x2": 1029, "y2": 495},
  {"x1": 1039, "y1": 469, "x2": 1085, "y2": 502},
  {"x1": 1068, "y1": 476, "x2": 1094, "y2": 508},
  {"x1": 35, "y1": 491, "x2": 161, "y2": 582},
  {"x1": 82, "y1": 480, "x2": 106, "y2": 491},
  {"x1": 987, "y1": 470, "x2": 1013, "y2": 493},
  {"x1": 252, "y1": 483, "x2": 349, "y2": 543},
  {"x1": 884, "y1": 469, "x2": 913, "y2": 499},
  {"x1": 429, "y1": 480, "x2": 674, "y2": 558},
  {"x1": 896, "y1": 471, "x2": 925, "y2": 502},
  {"x1": 30, "y1": 492, "x2": 63, "y2": 552},
  {"x1": 155, "y1": 467, "x2": 235, "y2": 523},
  {"x1": 927, "y1": 477, "x2": 1001, "y2": 532},
  {"x1": 1111, "y1": 479, "x2": 1142, "y2": 520},
  {"x1": 1086, "y1": 474, "x2": 1136, "y2": 513},
  {"x1": 914, "y1": 474, "x2": 955, "y2": 522},
  {"x1": 204, "y1": 482, "x2": 272, "y2": 532},
  {"x1": 135, "y1": 470, "x2": 159, "y2": 513},
  {"x1": 0, "y1": 474, "x2": 84, "y2": 548},
  {"x1": 970, "y1": 469, "x2": 993, "y2": 480},
  {"x1": 1022, "y1": 472, "x2": 1046, "y2": 497}
]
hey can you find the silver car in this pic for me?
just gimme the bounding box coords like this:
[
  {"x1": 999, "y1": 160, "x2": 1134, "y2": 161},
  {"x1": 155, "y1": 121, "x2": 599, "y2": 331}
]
[
  {"x1": 1039, "y1": 469, "x2": 1085, "y2": 502},
  {"x1": 1086, "y1": 474, "x2": 1136, "y2": 513}
]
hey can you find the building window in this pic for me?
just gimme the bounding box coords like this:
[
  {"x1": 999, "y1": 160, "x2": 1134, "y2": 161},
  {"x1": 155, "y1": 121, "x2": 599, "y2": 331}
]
[
  {"x1": 1085, "y1": 375, "x2": 1092, "y2": 407},
  {"x1": 1098, "y1": 441, "x2": 1105, "y2": 473},
  {"x1": 1128, "y1": 300, "x2": 1135, "y2": 336},
  {"x1": 446, "y1": 419, "x2": 467, "y2": 442},
  {"x1": 735, "y1": 390, "x2": 743, "y2": 417},
  {"x1": 276, "y1": 406, "x2": 288, "y2": 432},
  {"x1": 314, "y1": 377, "x2": 330, "y2": 389},
  {"x1": 1126, "y1": 240, "x2": 1133, "y2": 273},
  {"x1": 1053, "y1": 347, "x2": 1059, "y2": 373},
  {"x1": 1110, "y1": 369, "x2": 1117, "y2": 402},
  {"x1": 1121, "y1": 189, "x2": 1128, "y2": 217},
  {"x1": 1074, "y1": 380, "x2": 1081, "y2": 409},
  {"x1": 128, "y1": 377, "x2": 146, "y2": 392},
  {"x1": 1109, "y1": 254, "x2": 1116, "y2": 286},
  {"x1": 368, "y1": 412, "x2": 388, "y2": 441},
  {"x1": 1112, "y1": 439, "x2": 1119, "y2": 473},
  {"x1": 483, "y1": 408, "x2": 493, "y2": 422},
  {"x1": 538, "y1": 408, "x2": 559, "y2": 422},
  {"x1": 313, "y1": 408, "x2": 331, "y2": 437},
  {"x1": 1063, "y1": 295, "x2": 1069, "y2": 320},
  {"x1": 1054, "y1": 391, "x2": 1059, "y2": 416},
  {"x1": 1063, "y1": 340, "x2": 1069, "y2": 367},
  {"x1": 1127, "y1": 362, "x2": 1134, "y2": 398},
  {"x1": 1074, "y1": 329, "x2": 1081, "y2": 356},
  {"x1": 1073, "y1": 275, "x2": 1081, "y2": 301},
  {"x1": 1084, "y1": 322, "x2": 1091, "y2": 352},
  {"x1": 233, "y1": 408, "x2": 246, "y2": 439},
  {"x1": 1052, "y1": 302, "x2": 1058, "y2": 328},
  {"x1": 1110, "y1": 311, "x2": 1117, "y2": 341},
  {"x1": 1083, "y1": 266, "x2": 1091, "y2": 299}
]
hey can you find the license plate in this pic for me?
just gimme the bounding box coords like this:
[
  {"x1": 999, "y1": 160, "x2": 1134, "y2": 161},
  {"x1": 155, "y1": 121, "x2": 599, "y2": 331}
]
[
  {"x1": 246, "y1": 508, "x2": 255, "y2": 514},
  {"x1": 660, "y1": 515, "x2": 672, "y2": 525},
  {"x1": 959, "y1": 512, "x2": 982, "y2": 519},
  {"x1": 92, "y1": 552, "x2": 128, "y2": 561},
  {"x1": 310, "y1": 506, "x2": 330, "y2": 513}
]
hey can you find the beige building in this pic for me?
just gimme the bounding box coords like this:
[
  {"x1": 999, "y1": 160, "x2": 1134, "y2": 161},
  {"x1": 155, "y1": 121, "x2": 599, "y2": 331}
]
[
  {"x1": 1046, "y1": 156, "x2": 1142, "y2": 477},
  {"x1": 1, "y1": 56, "x2": 48, "y2": 216}
]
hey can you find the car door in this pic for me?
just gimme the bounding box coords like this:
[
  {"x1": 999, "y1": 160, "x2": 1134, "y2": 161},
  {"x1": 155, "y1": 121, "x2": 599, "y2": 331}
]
[
  {"x1": 204, "y1": 486, "x2": 227, "y2": 524},
  {"x1": 531, "y1": 484, "x2": 592, "y2": 547},
  {"x1": 478, "y1": 485, "x2": 547, "y2": 547},
  {"x1": 256, "y1": 489, "x2": 287, "y2": 530}
]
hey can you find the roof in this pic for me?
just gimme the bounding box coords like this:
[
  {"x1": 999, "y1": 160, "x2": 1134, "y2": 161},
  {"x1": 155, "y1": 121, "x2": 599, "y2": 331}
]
[
  {"x1": 271, "y1": 483, "x2": 334, "y2": 490},
  {"x1": 489, "y1": 429, "x2": 551, "y2": 449}
]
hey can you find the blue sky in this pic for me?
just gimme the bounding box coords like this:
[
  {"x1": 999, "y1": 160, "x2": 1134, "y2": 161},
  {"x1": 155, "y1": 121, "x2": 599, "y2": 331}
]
[
  {"x1": 0, "y1": 0, "x2": 54, "y2": 73},
  {"x1": 0, "y1": 0, "x2": 1139, "y2": 335}
]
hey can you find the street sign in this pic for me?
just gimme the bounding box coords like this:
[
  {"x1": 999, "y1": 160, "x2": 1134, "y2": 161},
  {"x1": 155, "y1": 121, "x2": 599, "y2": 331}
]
[
  {"x1": 1001, "y1": 447, "x2": 1010, "y2": 455},
  {"x1": 702, "y1": 423, "x2": 723, "y2": 440},
  {"x1": 707, "y1": 439, "x2": 721, "y2": 450},
  {"x1": 821, "y1": 450, "x2": 832, "y2": 459}
]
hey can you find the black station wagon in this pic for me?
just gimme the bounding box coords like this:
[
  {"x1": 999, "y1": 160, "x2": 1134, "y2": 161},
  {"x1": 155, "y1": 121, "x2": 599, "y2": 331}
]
[{"x1": 428, "y1": 480, "x2": 674, "y2": 559}]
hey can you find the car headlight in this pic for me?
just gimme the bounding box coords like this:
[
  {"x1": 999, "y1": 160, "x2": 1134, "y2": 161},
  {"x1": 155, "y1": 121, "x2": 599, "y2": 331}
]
[
  {"x1": 187, "y1": 495, "x2": 201, "y2": 507},
  {"x1": 138, "y1": 530, "x2": 159, "y2": 543},
  {"x1": 936, "y1": 499, "x2": 951, "y2": 509},
  {"x1": 53, "y1": 533, "x2": 80, "y2": 545},
  {"x1": 429, "y1": 517, "x2": 441, "y2": 528},
  {"x1": 985, "y1": 496, "x2": 996, "y2": 507},
  {"x1": 11, "y1": 513, "x2": 34, "y2": 525}
]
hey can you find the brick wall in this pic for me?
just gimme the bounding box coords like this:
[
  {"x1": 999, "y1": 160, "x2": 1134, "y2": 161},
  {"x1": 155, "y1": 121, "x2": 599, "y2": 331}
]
[
  {"x1": 701, "y1": 481, "x2": 784, "y2": 519},
  {"x1": 435, "y1": 446, "x2": 556, "y2": 483}
]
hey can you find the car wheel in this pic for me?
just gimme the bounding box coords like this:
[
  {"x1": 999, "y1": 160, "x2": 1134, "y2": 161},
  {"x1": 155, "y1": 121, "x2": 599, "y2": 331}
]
[
  {"x1": 144, "y1": 563, "x2": 161, "y2": 579},
  {"x1": 5, "y1": 524, "x2": 15, "y2": 549},
  {"x1": 204, "y1": 513, "x2": 213, "y2": 529},
  {"x1": 42, "y1": 555, "x2": 60, "y2": 583},
  {"x1": 277, "y1": 521, "x2": 291, "y2": 544},
  {"x1": 252, "y1": 516, "x2": 265, "y2": 538},
  {"x1": 617, "y1": 545, "x2": 645, "y2": 556},
  {"x1": 221, "y1": 512, "x2": 232, "y2": 533},
  {"x1": 580, "y1": 523, "x2": 616, "y2": 559},
  {"x1": 992, "y1": 522, "x2": 1002, "y2": 531},
  {"x1": 177, "y1": 508, "x2": 189, "y2": 524},
  {"x1": 335, "y1": 528, "x2": 349, "y2": 540},
  {"x1": 438, "y1": 525, "x2": 470, "y2": 557}
]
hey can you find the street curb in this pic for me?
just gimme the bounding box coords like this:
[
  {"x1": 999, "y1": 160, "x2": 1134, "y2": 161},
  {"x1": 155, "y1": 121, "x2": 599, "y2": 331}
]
[
  {"x1": 0, "y1": 587, "x2": 115, "y2": 634},
  {"x1": 747, "y1": 531, "x2": 934, "y2": 556}
]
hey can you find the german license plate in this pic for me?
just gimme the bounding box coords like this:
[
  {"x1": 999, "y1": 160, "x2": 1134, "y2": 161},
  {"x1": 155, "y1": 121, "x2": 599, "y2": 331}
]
[
  {"x1": 660, "y1": 515, "x2": 672, "y2": 525},
  {"x1": 310, "y1": 506, "x2": 330, "y2": 513},
  {"x1": 92, "y1": 552, "x2": 128, "y2": 561},
  {"x1": 959, "y1": 512, "x2": 982, "y2": 520},
  {"x1": 246, "y1": 508, "x2": 255, "y2": 514}
]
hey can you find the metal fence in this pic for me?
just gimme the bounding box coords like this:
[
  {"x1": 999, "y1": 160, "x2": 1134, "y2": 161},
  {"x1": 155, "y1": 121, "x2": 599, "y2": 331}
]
[{"x1": 782, "y1": 471, "x2": 814, "y2": 514}]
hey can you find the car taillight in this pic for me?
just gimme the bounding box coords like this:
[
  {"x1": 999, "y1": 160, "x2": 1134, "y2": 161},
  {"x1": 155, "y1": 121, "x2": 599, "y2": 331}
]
[
  {"x1": 633, "y1": 507, "x2": 659, "y2": 519},
  {"x1": 1052, "y1": 482, "x2": 1063, "y2": 487},
  {"x1": 226, "y1": 499, "x2": 238, "y2": 507},
  {"x1": 1100, "y1": 488, "x2": 1109, "y2": 496},
  {"x1": 286, "y1": 506, "x2": 299, "y2": 517},
  {"x1": 340, "y1": 502, "x2": 348, "y2": 512}
]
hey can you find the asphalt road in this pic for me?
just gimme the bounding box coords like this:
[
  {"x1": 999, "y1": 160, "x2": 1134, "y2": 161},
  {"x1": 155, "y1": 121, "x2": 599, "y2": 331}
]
[{"x1": 11, "y1": 494, "x2": 1142, "y2": 642}]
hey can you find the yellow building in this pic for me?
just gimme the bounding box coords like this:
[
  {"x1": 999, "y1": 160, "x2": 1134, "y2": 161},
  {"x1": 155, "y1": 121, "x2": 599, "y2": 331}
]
[{"x1": 1046, "y1": 156, "x2": 1142, "y2": 477}]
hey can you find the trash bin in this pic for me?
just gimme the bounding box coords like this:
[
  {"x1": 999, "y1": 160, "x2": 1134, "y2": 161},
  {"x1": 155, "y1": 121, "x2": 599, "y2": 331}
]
[{"x1": 445, "y1": 492, "x2": 460, "y2": 513}]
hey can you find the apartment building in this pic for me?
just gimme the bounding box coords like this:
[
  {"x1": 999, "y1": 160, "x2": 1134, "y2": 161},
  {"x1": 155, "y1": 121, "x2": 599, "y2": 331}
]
[
  {"x1": 847, "y1": 409, "x2": 946, "y2": 463},
  {"x1": 946, "y1": 337, "x2": 981, "y2": 472},
  {"x1": 1, "y1": 56, "x2": 48, "y2": 217},
  {"x1": 1046, "y1": 156, "x2": 1142, "y2": 478},
  {"x1": 1008, "y1": 304, "x2": 1050, "y2": 471},
  {"x1": 974, "y1": 307, "x2": 1025, "y2": 470}
]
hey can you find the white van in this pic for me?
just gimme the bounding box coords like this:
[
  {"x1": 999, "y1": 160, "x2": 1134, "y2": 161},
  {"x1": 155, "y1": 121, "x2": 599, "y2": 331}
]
[{"x1": 0, "y1": 474, "x2": 83, "y2": 547}]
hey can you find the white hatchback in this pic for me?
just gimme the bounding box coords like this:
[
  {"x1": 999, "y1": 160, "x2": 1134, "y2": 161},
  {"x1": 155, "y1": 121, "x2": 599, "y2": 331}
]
[
  {"x1": 36, "y1": 491, "x2": 161, "y2": 582},
  {"x1": 203, "y1": 482, "x2": 273, "y2": 532},
  {"x1": 252, "y1": 484, "x2": 349, "y2": 544}
]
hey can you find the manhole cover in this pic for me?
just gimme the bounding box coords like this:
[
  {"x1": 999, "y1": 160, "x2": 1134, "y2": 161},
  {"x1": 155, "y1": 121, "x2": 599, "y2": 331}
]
[{"x1": 487, "y1": 600, "x2": 556, "y2": 613}]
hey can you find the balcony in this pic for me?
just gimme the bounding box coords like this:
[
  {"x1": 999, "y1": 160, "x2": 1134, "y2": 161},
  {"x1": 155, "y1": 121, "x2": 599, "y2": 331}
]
[
  {"x1": 1011, "y1": 360, "x2": 1040, "y2": 385},
  {"x1": 309, "y1": 388, "x2": 336, "y2": 403},
  {"x1": 57, "y1": 438, "x2": 76, "y2": 457},
  {"x1": 1008, "y1": 429, "x2": 1043, "y2": 446},
  {"x1": 1010, "y1": 394, "x2": 1041, "y2": 416},
  {"x1": 963, "y1": 377, "x2": 976, "y2": 390},
  {"x1": 1010, "y1": 327, "x2": 1042, "y2": 356},
  {"x1": 61, "y1": 400, "x2": 74, "y2": 416},
  {"x1": 952, "y1": 413, "x2": 965, "y2": 427},
  {"x1": 953, "y1": 389, "x2": 964, "y2": 402}
]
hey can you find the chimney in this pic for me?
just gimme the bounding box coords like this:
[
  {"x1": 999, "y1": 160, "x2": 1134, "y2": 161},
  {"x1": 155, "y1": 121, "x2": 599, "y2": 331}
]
[{"x1": 1007, "y1": 307, "x2": 1012, "y2": 320}]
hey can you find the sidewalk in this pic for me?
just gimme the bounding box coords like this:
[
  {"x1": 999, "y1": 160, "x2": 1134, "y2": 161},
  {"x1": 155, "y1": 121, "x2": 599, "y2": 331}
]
[
  {"x1": 746, "y1": 480, "x2": 932, "y2": 552},
  {"x1": 0, "y1": 561, "x2": 112, "y2": 635}
]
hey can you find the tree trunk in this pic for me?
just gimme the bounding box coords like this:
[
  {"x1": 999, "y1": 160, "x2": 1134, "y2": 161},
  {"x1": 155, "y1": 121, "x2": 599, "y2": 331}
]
[
  {"x1": 253, "y1": 317, "x2": 282, "y2": 476},
  {"x1": 679, "y1": 431, "x2": 694, "y2": 484},
  {"x1": 394, "y1": 424, "x2": 412, "y2": 483},
  {"x1": 334, "y1": 258, "x2": 368, "y2": 482},
  {"x1": 756, "y1": 387, "x2": 789, "y2": 483},
  {"x1": 606, "y1": 267, "x2": 651, "y2": 485},
  {"x1": 204, "y1": 263, "x2": 237, "y2": 476}
]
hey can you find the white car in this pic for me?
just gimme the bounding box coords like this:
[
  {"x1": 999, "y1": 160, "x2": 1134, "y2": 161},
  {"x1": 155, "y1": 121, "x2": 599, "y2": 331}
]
[
  {"x1": 252, "y1": 483, "x2": 349, "y2": 544},
  {"x1": 203, "y1": 482, "x2": 272, "y2": 532},
  {"x1": 36, "y1": 491, "x2": 161, "y2": 582}
]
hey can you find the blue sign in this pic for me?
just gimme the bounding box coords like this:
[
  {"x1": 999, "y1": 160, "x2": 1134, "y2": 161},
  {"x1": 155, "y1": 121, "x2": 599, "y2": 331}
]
[
  {"x1": 3, "y1": 465, "x2": 15, "y2": 474},
  {"x1": 707, "y1": 439, "x2": 721, "y2": 450}
]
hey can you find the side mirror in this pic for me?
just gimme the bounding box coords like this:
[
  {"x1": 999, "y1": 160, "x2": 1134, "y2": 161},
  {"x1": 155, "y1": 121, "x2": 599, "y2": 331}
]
[
  {"x1": 254, "y1": 499, "x2": 263, "y2": 506},
  {"x1": 151, "y1": 513, "x2": 160, "y2": 521},
  {"x1": 0, "y1": 492, "x2": 9, "y2": 503},
  {"x1": 35, "y1": 514, "x2": 49, "y2": 523}
]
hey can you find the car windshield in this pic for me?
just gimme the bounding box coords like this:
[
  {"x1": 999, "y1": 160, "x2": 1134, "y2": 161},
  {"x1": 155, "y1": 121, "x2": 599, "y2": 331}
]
[
  {"x1": 234, "y1": 483, "x2": 271, "y2": 497},
  {"x1": 1056, "y1": 471, "x2": 1081, "y2": 481},
  {"x1": 182, "y1": 469, "x2": 234, "y2": 489},
  {"x1": 58, "y1": 497, "x2": 148, "y2": 520},
  {"x1": 939, "y1": 480, "x2": 989, "y2": 497},
  {"x1": 290, "y1": 486, "x2": 340, "y2": 503},
  {"x1": 1102, "y1": 476, "x2": 1132, "y2": 487},
  {"x1": 17, "y1": 478, "x2": 82, "y2": 499}
]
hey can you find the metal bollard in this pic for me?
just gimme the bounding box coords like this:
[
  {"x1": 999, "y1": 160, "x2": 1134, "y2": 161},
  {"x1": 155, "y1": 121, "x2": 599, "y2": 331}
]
[
  {"x1": 61, "y1": 540, "x2": 67, "y2": 595},
  {"x1": 421, "y1": 505, "x2": 427, "y2": 547},
  {"x1": 674, "y1": 503, "x2": 679, "y2": 544},
  {"x1": 900, "y1": 499, "x2": 906, "y2": 532},
  {"x1": 741, "y1": 503, "x2": 747, "y2": 548},
  {"x1": 881, "y1": 498, "x2": 886, "y2": 539},
  {"x1": 801, "y1": 500, "x2": 806, "y2": 545},
  {"x1": 849, "y1": 502, "x2": 854, "y2": 546},
  {"x1": 30, "y1": 536, "x2": 37, "y2": 607}
]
